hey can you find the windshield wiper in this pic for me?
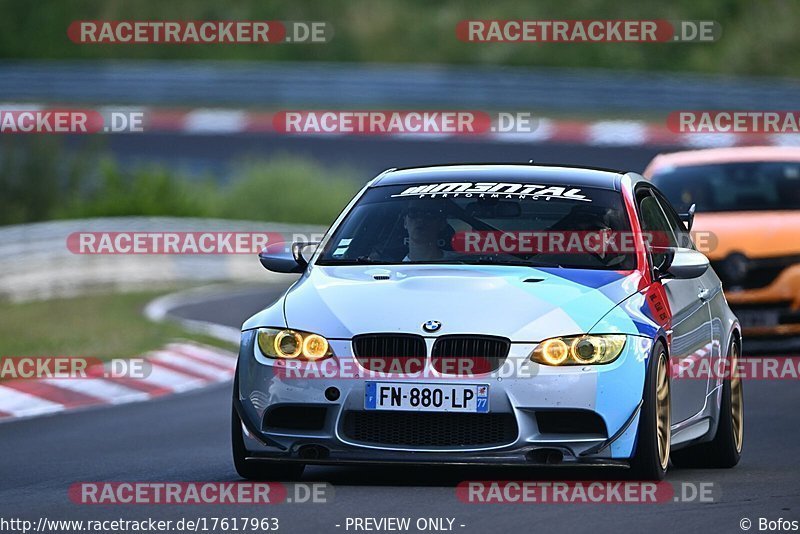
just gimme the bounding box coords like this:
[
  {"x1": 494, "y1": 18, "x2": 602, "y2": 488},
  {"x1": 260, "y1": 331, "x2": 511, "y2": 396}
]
[
  {"x1": 316, "y1": 256, "x2": 401, "y2": 266},
  {"x1": 411, "y1": 257, "x2": 563, "y2": 268},
  {"x1": 318, "y1": 256, "x2": 566, "y2": 268},
  {"x1": 467, "y1": 258, "x2": 563, "y2": 268}
]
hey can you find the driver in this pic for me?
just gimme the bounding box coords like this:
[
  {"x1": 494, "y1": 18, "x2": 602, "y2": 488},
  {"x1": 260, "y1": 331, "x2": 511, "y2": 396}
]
[
  {"x1": 550, "y1": 204, "x2": 629, "y2": 265},
  {"x1": 403, "y1": 201, "x2": 456, "y2": 262}
]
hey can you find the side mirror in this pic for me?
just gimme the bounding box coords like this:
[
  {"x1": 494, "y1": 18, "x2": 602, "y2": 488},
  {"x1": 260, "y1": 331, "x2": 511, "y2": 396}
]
[
  {"x1": 679, "y1": 203, "x2": 696, "y2": 232},
  {"x1": 258, "y1": 242, "x2": 319, "y2": 274},
  {"x1": 652, "y1": 246, "x2": 709, "y2": 280}
]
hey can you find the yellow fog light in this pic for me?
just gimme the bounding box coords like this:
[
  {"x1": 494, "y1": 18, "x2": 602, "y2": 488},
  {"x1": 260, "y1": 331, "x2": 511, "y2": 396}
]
[{"x1": 302, "y1": 334, "x2": 329, "y2": 361}]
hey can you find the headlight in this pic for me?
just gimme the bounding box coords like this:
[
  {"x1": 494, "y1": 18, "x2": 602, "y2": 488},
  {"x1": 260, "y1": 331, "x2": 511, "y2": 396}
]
[
  {"x1": 530, "y1": 335, "x2": 626, "y2": 366},
  {"x1": 256, "y1": 328, "x2": 333, "y2": 361}
]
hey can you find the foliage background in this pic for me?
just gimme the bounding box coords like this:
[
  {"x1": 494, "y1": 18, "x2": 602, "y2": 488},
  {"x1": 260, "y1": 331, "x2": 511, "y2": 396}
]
[{"x1": 0, "y1": 0, "x2": 797, "y2": 76}]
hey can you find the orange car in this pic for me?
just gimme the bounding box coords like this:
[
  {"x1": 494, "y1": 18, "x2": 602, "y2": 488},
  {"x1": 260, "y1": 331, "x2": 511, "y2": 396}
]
[{"x1": 644, "y1": 146, "x2": 800, "y2": 351}]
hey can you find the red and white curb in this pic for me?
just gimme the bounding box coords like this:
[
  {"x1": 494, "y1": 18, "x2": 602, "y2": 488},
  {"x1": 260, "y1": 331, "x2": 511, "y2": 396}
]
[
  {"x1": 3, "y1": 103, "x2": 799, "y2": 148},
  {"x1": 0, "y1": 342, "x2": 236, "y2": 422},
  {"x1": 149, "y1": 109, "x2": 800, "y2": 148}
]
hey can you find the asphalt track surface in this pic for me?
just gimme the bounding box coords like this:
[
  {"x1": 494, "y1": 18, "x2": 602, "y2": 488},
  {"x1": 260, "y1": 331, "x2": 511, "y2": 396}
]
[
  {"x1": 2, "y1": 136, "x2": 798, "y2": 533},
  {"x1": 1, "y1": 281, "x2": 797, "y2": 534}
]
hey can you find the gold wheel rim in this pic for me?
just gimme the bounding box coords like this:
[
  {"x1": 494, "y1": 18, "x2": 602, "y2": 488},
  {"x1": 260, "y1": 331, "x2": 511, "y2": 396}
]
[
  {"x1": 656, "y1": 352, "x2": 671, "y2": 470},
  {"x1": 730, "y1": 343, "x2": 744, "y2": 453}
]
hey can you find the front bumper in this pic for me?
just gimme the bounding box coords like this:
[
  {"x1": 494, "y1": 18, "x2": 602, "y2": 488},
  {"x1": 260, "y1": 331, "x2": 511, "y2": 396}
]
[{"x1": 235, "y1": 330, "x2": 652, "y2": 466}]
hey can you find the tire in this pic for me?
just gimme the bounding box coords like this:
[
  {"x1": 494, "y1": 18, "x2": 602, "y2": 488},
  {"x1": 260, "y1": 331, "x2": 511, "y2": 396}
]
[
  {"x1": 630, "y1": 341, "x2": 671, "y2": 480},
  {"x1": 671, "y1": 338, "x2": 743, "y2": 469},
  {"x1": 231, "y1": 365, "x2": 305, "y2": 481}
]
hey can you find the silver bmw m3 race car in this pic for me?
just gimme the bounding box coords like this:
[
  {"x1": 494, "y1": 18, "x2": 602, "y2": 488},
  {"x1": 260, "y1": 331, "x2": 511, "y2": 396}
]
[{"x1": 232, "y1": 164, "x2": 743, "y2": 481}]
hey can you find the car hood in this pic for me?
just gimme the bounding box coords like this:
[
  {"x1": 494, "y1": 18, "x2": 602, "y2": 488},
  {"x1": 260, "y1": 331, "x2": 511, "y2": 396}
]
[{"x1": 269, "y1": 264, "x2": 644, "y2": 341}]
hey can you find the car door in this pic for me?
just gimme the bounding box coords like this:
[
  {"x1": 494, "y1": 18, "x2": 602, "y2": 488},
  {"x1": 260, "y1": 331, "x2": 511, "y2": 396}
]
[
  {"x1": 636, "y1": 186, "x2": 712, "y2": 424},
  {"x1": 652, "y1": 189, "x2": 723, "y2": 400}
]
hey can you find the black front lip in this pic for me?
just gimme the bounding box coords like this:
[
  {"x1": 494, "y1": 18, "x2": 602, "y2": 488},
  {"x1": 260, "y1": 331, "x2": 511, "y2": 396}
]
[{"x1": 244, "y1": 452, "x2": 630, "y2": 469}]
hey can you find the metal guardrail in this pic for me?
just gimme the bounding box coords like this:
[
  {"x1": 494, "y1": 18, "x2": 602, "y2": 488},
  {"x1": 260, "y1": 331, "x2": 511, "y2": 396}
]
[
  {"x1": 0, "y1": 217, "x2": 324, "y2": 302},
  {"x1": 0, "y1": 60, "x2": 798, "y2": 111}
]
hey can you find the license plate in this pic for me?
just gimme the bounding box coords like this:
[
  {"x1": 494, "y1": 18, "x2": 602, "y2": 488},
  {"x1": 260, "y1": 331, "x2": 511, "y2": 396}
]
[{"x1": 364, "y1": 382, "x2": 489, "y2": 413}]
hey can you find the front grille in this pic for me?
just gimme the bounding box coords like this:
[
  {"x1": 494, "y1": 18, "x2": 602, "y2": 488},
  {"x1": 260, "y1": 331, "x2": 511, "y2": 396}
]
[
  {"x1": 352, "y1": 334, "x2": 426, "y2": 374},
  {"x1": 342, "y1": 411, "x2": 518, "y2": 447},
  {"x1": 431, "y1": 335, "x2": 510, "y2": 374}
]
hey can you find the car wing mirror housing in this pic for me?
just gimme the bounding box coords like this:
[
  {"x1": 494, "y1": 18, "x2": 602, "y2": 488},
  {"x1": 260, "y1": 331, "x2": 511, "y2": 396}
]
[
  {"x1": 258, "y1": 242, "x2": 320, "y2": 274},
  {"x1": 652, "y1": 246, "x2": 709, "y2": 280}
]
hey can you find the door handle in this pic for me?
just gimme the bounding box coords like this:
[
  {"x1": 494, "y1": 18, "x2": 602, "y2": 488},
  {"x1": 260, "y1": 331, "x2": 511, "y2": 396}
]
[{"x1": 698, "y1": 288, "x2": 711, "y2": 301}]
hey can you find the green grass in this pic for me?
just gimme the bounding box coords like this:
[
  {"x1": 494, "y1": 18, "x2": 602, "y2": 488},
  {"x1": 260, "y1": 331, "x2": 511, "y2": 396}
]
[
  {"x1": 0, "y1": 290, "x2": 236, "y2": 362},
  {"x1": 0, "y1": 0, "x2": 798, "y2": 76},
  {"x1": 214, "y1": 156, "x2": 358, "y2": 224},
  {"x1": 0, "y1": 138, "x2": 360, "y2": 226}
]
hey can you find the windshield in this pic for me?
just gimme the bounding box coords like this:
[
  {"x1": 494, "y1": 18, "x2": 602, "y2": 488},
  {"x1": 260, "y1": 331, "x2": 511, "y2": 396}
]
[
  {"x1": 651, "y1": 161, "x2": 800, "y2": 213},
  {"x1": 317, "y1": 182, "x2": 636, "y2": 270}
]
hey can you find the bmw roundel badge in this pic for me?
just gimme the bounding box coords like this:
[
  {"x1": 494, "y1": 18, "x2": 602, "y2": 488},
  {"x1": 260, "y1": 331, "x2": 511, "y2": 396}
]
[{"x1": 422, "y1": 320, "x2": 442, "y2": 333}]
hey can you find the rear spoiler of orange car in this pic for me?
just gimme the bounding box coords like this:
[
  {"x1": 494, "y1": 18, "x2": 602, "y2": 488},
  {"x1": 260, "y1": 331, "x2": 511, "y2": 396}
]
[{"x1": 679, "y1": 204, "x2": 696, "y2": 231}]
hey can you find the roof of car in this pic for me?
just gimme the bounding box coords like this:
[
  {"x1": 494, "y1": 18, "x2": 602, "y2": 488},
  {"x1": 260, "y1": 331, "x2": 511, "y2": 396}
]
[
  {"x1": 371, "y1": 164, "x2": 633, "y2": 190},
  {"x1": 644, "y1": 146, "x2": 800, "y2": 176}
]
